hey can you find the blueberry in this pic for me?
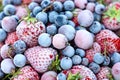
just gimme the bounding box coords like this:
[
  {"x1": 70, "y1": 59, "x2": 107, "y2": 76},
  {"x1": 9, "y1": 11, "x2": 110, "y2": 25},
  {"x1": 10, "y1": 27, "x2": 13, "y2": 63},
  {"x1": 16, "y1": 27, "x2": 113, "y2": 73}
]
[
  {"x1": 60, "y1": 57, "x2": 72, "y2": 70},
  {"x1": 13, "y1": 40, "x2": 27, "y2": 54},
  {"x1": 89, "y1": 21, "x2": 102, "y2": 34},
  {"x1": 0, "y1": 28, "x2": 7, "y2": 42},
  {"x1": 28, "y1": 2, "x2": 39, "y2": 11},
  {"x1": 33, "y1": 6, "x2": 42, "y2": 16},
  {"x1": 36, "y1": 12, "x2": 48, "y2": 24},
  {"x1": 75, "y1": 48, "x2": 85, "y2": 57},
  {"x1": 101, "y1": 24, "x2": 106, "y2": 30},
  {"x1": 63, "y1": 0, "x2": 75, "y2": 11},
  {"x1": 72, "y1": 55, "x2": 82, "y2": 65},
  {"x1": 89, "y1": 62, "x2": 100, "y2": 74},
  {"x1": 2, "y1": 0, "x2": 12, "y2": 6},
  {"x1": 67, "y1": 20, "x2": 75, "y2": 27},
  {"x1": 0, "y1": 12, "x2": 6, "y2": 20},
  {"x1": 47, "y1": 24, "x2": 57, "y2": 35},
  {"x1": 49, "y1": 11, "x2": 58, "y2": 23},
  {"x1": 93, "y1": 53, "x2": 104, "y2": 64},
  {"x1": 94, "y1": 13, "x2": 101, "y2": 21},
  {"x1": 55, "y1": 15, "x2": 68, "y2": 26},
  {"x1": 12, "y1": 0, "x2": 22, "y2": 5},
  {"x1": 53, "y1": 1, "x2": 63, "y2": 12},
  {"x1": 3, "y1": 4, "x2": 16, "y2": 16},
  {"x1": 13, "y1": 54, "x2": 27, "y2": 67},
  {"x1": 41, "y1": 0, "x2": 51, "y2": 8},
  {"x1": 82, "y1": 58, "x2": 89, "y2": 66},
  {"x1": 62, "y1": 45, "x2": 75, "y2": 57},
  {"x1": 103, "y1": 56, "x2": 110, "y2": 66},
  {"x1": 57, "y1": 72, "x2": 67, "y2": 80},
  {"x1": 110, "y1": 52, "x2": 120, "y2": 64},
  {"x1": 0, "y1": 68, "x2": 4, "y2": 79},
  {"x1": 38, "y1": 33, "x2": 52, "y2": 47},
  {"x1": 65, "y1": 11, "x2": 73, "y2": 19},
  {"x1": 58, "y1": 25, "x2": 75, "y2": 41},
  {"x1": 95, "y1": 4, "x2": 105, "y2": 14}
]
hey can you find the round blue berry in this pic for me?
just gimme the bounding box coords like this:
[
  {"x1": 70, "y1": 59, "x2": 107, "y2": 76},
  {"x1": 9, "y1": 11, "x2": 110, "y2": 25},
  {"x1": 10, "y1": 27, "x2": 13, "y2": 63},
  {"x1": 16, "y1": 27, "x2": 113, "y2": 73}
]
[
  {"x1": 57, "y1": 72, "x2": 67, "y2": 80},
  {"x1": 13, "y1": 54, "x2": 27, "y2": 67},
  {"x1": 47, "y1": 24, "x2": 57, "y2": 35},
  {"x1": 93, "y1": 53, "x2": 104, "y2": 64},
  {"x1": 67, "y1": 20, "x2": 75, "y2": 27},
  {"x1": 103, "y1": 56, "x2": 110, "y2": 66},
  {"x1": 41, "y1": 0, "x2": 51, "y2": 8},
  {"x1": 65, "y1": 11, "x2": 73, "y2": 19},
  {"x1": 95, "y1": 4, "x2": 105, "y2": 14},
  {"x1": 0, "y1": 28, "x2": 7, "y2": 42},
  {"x1": 89, "y1": 62, "x2": 100, "y2": 74},
  {"x1": 60, "y1": 57, "x2": 72, "y2": 70},
  {"x1": 12, "y1": 0, "x2": 22, "y2": 5},
  {"x1": 49, "y1": 11, "x2": 58, "y2": 23},
  {"x1": 72, "y1": 55, "x2": 82, "y2": 65},
  {"x1": 38, "y1": 33, "x2": 52, "y2": 47},
  {"x1": 110, "y1": 52, "x2": 120, "y2": 64},
  {"x1": 0, "y1": 12, "x2": 6, "y2": 20},
  {"x1": 63, "y1": 0, "x2": 75, "y2": 11},
  {"x1": 28, "y1": 2, "x2": 39, "y2": 11},
  {"x1": 33, "y1": 6, "x2": 42, "y2": 16},
  {"x1": 82, "y1": 58, "x2": 89, "y2": 66},
  {"x1": 75, "y1": 48, "x2": 85, "y2": 57},
  {"x1": 53, "y1": 1, "x2": 63, "y2": 12}
]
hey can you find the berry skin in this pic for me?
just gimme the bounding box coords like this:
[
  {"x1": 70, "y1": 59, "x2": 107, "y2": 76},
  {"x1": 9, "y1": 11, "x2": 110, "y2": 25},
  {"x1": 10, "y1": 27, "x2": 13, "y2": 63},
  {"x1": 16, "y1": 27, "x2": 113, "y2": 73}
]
[
  {"x1": 1, "y1": 58, "x2": 15, "y2": 74},
  {"x1": 2, "y1": 0, "x2": 12, "y2": 6},
  {"x1": 77, "y1": 10, "x2": 94, "y2": 27},
  {"x1": 57, "y1": 72, "x2": 67, "y2": 80},
  {"x1": 112, "y1": 62, "x2": 120, "y2": 80},
  {"x1": 33, "y1": 6, "x2": 42, "y2": 16},
  {"x1": 89, "y1": 21, "x2": 102, "y2": 34},
  {"x1": 95, "y1": 4, "x2": 105, "y2": 15},
  {"x1": 28, "y1": 2, "x2": 39, "y2": 11},
  {"x1": 48, "y1": 11, "x2": 58, "y2": 23},
  {"x1": 12, "y1": 0, "x2": 22, "y2": 5},
  {"x1": 72, "y1": 55, "x2": 82, "y2": 65},
  {"x1": 13, "y1": 54, "x2": 27, "y2": 67},
  {"x1": 74, "y1": 0, "x2": 88, "y2": 9},
  {"x1": 63, "y1": 0, "x2": 75, "y2": 11},
  {"x1": 2, "y1": 16, "x2": 18, "y2": 32},
  {"x1": 55, "y1": 15, "x2": 68, "y2": 27},
  {"x1": 53, "y1": 1, "x2": 63, "y2": 12},
  {"x1": 0, "y1": 68, "x2": 4, "y2": 79},
  {"x1": 0, "y1": 28, "x2": 7, "y2": 42},
  {"x1": 60, "y1": 57, "x2": 72, "y2": 70},
  {"x1": 13, "y1": 40, "x2": 27, "y2": 54},
  {"x1": 103, "y1": 56, "x2": 110, "y2": 66},
  {"x1": 11, "y1": 15, "x2": 19, "y2": 22},
  {"x1": 36, "y1": 12, "x2": 48, "y2": 24},
  {"x1": 52, "y1": 34, "x2": 68, "y2": 49},
  {"x1": 94, "y1": 13, "x2": 101, "y2": 21},
  {"x1": 89, "y1": 62, "x2": 101, "y2": 74},
  {"x1": 81, "y1": 58, "x2": 89, "y2": 66},
  {"x1": 58, "y1": 25, "x2": 75, "y2": 41},
  {"x1": 5, "y1": 32, "x2": 18, "y2": 45},
  {"x1": 110, "y1": 52, "x2": 120, "y2": 65},
  {"x1": 16, "y1": 21, "x2": 45, "y2": 47},
  {"x1": 47, "y1": 24, "x2": 57, "y2": 35},
  {"x1": 41, "y1": 0, "x2": 51, "y2": 9},
  {"x1": 93, "y1": 53, "x2": 104, "y2": 64},
  {"x1": 3, "y1": 4, "x2": 16, "y2": 16},
  {"x1": 65, "y1": 11, "x2": 73, "y2": 20},
  {"x1": 0, "y1": 44, "x2": 15, "y2": 59},
  {"x1": 38, "y1": 33, "x2": 52, "y2": 47},
  {"x1": 24, "y1": 46, "x2": 57, "y2": 73},
  {"x1": 74, "y1": 30, "x2": 94, "y2": 50},
  {"x1": 67, "y1": 20, "x2": 75, "y2": 27},
  {"x1": 13, "y1": 66, "x2": 39, "y2": 80},
  {"x1": 75, "y1": 48, "x2": 85, "y2": 57},
  {"x1": 86, "y1": 2, "x2": 95, "y2": 12},
  {"x1": 0, "y1": 12, "x2": 6, "y2": 20},
  {"x1": 62, "y1": 45, "x2": 75, "y2": 57},
  {"x1": 41, "y1": 71, "x2": 57, "y2": 80}
]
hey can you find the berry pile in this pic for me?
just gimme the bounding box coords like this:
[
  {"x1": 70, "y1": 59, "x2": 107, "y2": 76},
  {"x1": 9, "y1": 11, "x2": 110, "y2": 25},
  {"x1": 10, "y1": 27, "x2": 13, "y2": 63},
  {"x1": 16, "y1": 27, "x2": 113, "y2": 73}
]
[{"x1": 0, "y1": 0, "x2": 120, "y2": 80}]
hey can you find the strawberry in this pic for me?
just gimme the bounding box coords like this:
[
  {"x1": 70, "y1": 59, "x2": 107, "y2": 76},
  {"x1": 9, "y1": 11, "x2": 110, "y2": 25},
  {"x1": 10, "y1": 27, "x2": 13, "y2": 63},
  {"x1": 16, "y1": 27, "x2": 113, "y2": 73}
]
[
  {"x1": 85, "y1": 42, "x2": 101, "y2": 62},
  {"x1": 63, "y1": 65, "x2": 97, "y2": 80},
  {"x1": 96, "y1": 29, "x2": 120, "y2": 53},
  {"x1": 96, "y1": 67, "x2": 113, "y2": 80},
  {"x1": 12, "y1": 66, "x2": 39, "y2": 80},
  {"x1": 5, "y1": 32, "x2": 18, "y2": 45},
  {"x1": 102, "y1": 2, "x2": 120, "y2": 30},
  {"x1": 24, "y1": 46, "x2": 57, "y2": 73},
  {"x1": 16, "y1": 14, "x2": 45, "y2": 47},
  {"x1": 72, "y1": 16, "x2": 79, "y2": 26}
]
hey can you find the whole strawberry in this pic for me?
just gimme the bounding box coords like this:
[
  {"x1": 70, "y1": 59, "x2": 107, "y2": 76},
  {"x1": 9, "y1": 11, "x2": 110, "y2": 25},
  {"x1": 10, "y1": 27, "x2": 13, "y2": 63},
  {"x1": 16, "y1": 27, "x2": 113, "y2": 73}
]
[
  {"x1": 63, "y1": 65, "x2": 97, "y2": 80},
  {"x1": 24, "y1": 46, "x2": 57, "y2": 73},
  {"x1": 12, "y1": 66, "x2": 39, "y2": 80},
  {"x1": 102, "y1": 2, "x2": 120, "y2": 30},
  {"x1": 96, "y1": 67, "x2": 113, "y2": 80},
  {"x1": 16, "y1": 15, "x2": 45, "y2": 47},
  {"x1": 96, "y1": 29, "x2": 120, "y2": 53}
]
